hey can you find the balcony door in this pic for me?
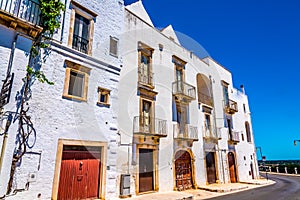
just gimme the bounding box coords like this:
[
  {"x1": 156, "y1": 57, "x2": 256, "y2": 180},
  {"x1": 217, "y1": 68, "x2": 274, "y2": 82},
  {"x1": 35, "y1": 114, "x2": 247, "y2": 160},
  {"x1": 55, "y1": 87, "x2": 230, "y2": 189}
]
[
  {"x1": 73, "y1": 13, "x2": 90, "y2": 53},
  {"x1": 222, "y1": 84, "x2": 229, "y2": 107},
  {"x1": 176, "y1": 67, "x2": 184, "y2": 93},
  {"x1": 141, "y1": 100, "x2": 152, "y2": 133},
  {"x1": 176, "y1": 105, "x2": 187, "y2": 136},
  {"x1": 141, "y1": 54, "x2": 150, "y2": 84}
]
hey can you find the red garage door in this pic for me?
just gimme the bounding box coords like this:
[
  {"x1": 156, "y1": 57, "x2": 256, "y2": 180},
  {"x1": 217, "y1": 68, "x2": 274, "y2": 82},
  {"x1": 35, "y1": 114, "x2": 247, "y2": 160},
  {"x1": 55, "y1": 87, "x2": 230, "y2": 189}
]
[{"x1": 57, "y1": 147, "x2": 101, "y2": 200}]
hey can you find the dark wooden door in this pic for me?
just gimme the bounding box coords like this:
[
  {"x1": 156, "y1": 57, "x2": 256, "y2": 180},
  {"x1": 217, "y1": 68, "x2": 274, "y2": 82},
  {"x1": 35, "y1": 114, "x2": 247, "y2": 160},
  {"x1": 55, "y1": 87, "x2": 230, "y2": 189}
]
[
  {"x1": 57, "y1": 149, "x2": 101, "y2": 200},
  {"x1": 228, "y1": 152, "x2": 237, "y2": 183},
  {"x1": 139, "y1": 149, "x2": 154, "y2": 193},
  {"x1": 206, "y1": 152, "x2": 217, "y2": 184},
  {"x1": 250, "y1": 163, "x2": 255, "y2": 179},
  {"x1": 175, "y1": 150, "x2": 193, "y2": 191}
]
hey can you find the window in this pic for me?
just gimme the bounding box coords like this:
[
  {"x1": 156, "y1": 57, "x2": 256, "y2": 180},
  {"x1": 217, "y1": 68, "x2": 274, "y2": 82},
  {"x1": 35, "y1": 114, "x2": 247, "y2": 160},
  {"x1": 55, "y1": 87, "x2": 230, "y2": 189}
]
[
  {"x1": 245, "y1": 121, "x2": 252, "y2": 143},
  {"x1": 138, "y1": 42, "x2": 153, "y2": 86},
  {"x1": 205, "y1": 114, "x2": 211, "y2": 132},
  {"x1": 68, "y1": 1, "x2": 97, "y2": 55},
  {"x1": 243, "y1": 104, "x2": 246, "y2": 113},
  {"x1": 72, "y1": 13, "x2": 90, "y2": 54},
  {"x1": 63, "y1": 60, "x2": 90, "y2": 101},
  {"x1": 97, "y1": 87, "x2": 110, "y2": 106},
  {"x1": 109, "y1": 36, "x2": 119, "y2": 57},
  {"x1": 222, "y1": 81, "x2": 229, "y2": 107}
]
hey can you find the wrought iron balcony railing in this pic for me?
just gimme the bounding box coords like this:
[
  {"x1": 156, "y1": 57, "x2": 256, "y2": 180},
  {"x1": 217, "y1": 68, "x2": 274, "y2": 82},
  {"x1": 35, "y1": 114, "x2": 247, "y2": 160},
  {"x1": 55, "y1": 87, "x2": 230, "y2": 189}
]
[
  {"x1": 133, "y1": 116, "x2": 167, "y2": 137},
  {"x1": 173, "y1": 123, "x2": 198, "y2": 141},
  {"x1": 224, "y1": 99, "x2": 238, "y2": 114},
  {"x1": 203, "y1": 124, "x2": 220, "y2": 140},
  {"x1": 198, "y1": 92, "x2": 213, "y2": 106},
  {"x1": 228, "y1": 130, "x2": 240, "y2": 143},
  {"x1": 138, "y1": 66, "x2": 154, "y2": 87},
  {"x1": 72, "y1": 34, "x2": 89, "y2": 54},
  {"x1": 172, "y1": 80, "x2": 196, "y2": 100},
  {"x1": 0, "y1": 0, "x2": 41, "y2": 25}
]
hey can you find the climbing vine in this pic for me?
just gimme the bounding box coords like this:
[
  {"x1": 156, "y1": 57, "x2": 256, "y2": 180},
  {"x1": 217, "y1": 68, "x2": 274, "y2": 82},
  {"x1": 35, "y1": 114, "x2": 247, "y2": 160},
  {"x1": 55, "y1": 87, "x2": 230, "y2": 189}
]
[{"x1": 6, "y1": 0, "x2": 65, "y2": 195}]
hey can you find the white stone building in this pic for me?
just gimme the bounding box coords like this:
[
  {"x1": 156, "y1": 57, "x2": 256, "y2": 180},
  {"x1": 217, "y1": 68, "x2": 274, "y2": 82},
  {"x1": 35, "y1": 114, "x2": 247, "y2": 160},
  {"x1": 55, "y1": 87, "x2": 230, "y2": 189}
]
[
  {"x1": 117, "y1": 1, "x2": 259, "y2": 197},
  {"x1": 0, "y1": 0, "x2": 123, "y2": 199},
  {"x1": 0, "y1": 0, "x2": 259, "y2": 199}
]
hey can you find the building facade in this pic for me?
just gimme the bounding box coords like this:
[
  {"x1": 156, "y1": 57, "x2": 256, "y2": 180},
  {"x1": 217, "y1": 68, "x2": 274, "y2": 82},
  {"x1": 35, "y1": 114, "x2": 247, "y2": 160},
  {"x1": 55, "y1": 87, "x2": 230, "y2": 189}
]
[
  {"x1": 0, "y1": 0, "x2": 258, "y2": 199},
  {"x1": 0, "y1": 0, "x2": 123, "y2": 199},
  {"x1": 117, "y1": 1, "x2": 259, "y2": 197}
]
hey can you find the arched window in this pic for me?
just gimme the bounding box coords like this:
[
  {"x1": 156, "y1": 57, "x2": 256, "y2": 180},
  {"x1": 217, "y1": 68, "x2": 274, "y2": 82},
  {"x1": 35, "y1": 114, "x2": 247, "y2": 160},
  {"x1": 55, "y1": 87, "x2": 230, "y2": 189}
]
[{"x1": 245, "y1": 121, "x2": 251, "y2": 143}]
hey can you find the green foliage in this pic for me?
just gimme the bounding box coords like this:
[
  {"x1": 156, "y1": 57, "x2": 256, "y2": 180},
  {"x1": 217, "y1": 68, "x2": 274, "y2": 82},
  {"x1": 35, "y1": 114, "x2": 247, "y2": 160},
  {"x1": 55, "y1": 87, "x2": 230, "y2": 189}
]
[
  {"x1": 26, "y1": 66, "x2": 54, "y2": 85},
  {"x1": 40, "y1": 0, "x2": 65, "y2": 35},
  {"x1": 26, "y1": 0, "x2": 65, "y2": 85}
]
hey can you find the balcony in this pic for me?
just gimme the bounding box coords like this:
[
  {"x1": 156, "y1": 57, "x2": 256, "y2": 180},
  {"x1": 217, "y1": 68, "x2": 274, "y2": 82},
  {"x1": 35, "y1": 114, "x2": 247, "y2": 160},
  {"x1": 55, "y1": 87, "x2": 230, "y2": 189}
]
[
  {"x1": 133, "y1": 116, "x2": 167, "y2": 137},
  {"x1": 172, "y1": 81, "x2": 196, "y2": 102},
  {"x1": 72, "y1": 34, "x2": 89, "y2": 54},
  {"x1": 138, "y1": 66, "x2": 154, "y2": 89},
  {"x1": 198, "y1": 92, "x2": 213, "y2": 107},
  {"x1": 228, "y1": 130, "x2": 240, "y2": 143},
  {"x1": 224, "y1": 99, "x2": 238, "y2": 114},
  {"x1": 173, "y1": 124, "x2": 198, "y2": 141},
  {"x1": 203, "y1": 124, "x2": 221, "y2": 140},
  {"x1": 0, "y1": 0, "x2": 42, "y2": 37}
]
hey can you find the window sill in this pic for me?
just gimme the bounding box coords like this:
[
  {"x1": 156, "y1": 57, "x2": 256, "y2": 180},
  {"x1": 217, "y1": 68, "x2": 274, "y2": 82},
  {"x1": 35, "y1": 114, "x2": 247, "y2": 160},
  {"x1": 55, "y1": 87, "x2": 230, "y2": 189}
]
[
  {"x1": 97, "y1": 102, "x2": 110, "y2": 107},
  {"x1": 62, "y1": 94, "x2": 87, "y2": 102}
]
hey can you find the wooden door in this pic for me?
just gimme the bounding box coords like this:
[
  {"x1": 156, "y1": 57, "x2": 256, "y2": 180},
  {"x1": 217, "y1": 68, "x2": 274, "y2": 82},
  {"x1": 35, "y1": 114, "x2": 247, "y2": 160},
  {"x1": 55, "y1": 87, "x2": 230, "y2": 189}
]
[
  {"x1": 228, "y1": 152, "x2": 237, "y2": 183},
  {"x1": 250, "y1": 163, "x2": 255, "y2": 179},
  {"x1": 57, "y1": 149, "x2": 101, "y2": 200},
  {"x1": 175, "y1": 151, "x2": 193, "y2": 191},
  {"x1": 206, "y1": 152, "x2": 217, "y2": 184},
  {"x1": 139, "y1": 149, "x2": 154, "y2": 193}
]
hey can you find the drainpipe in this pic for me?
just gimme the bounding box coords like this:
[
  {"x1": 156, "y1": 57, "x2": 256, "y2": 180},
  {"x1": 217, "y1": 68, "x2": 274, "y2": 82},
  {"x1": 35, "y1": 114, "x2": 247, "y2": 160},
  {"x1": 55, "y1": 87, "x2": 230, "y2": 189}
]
[
  {"x1": 0, "y1": 32, "x2": 19, "y2": 174},
  {"x1": 60, "y1": 0, "x2": 68, "y2": 43},
  {"x1": 7, "y1": 33, "x2": 19, "y2": 77},
  {"x1": 0, "y1": 113, "x2": 13, "y2": 175}
]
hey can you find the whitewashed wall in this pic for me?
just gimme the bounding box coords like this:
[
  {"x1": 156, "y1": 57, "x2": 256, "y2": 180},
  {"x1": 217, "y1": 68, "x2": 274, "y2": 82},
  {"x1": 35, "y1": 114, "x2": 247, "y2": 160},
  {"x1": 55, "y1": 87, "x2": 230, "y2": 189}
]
[{"x1": 0, "y1": 0, "x2": 124, "y2": 199}]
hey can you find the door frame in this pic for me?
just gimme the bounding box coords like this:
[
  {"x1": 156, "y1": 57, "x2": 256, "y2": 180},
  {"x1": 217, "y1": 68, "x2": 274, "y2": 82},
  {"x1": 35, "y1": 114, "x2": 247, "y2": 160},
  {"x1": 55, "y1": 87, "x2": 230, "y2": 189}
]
[
  {"x1": 173, "y1": 149, "x2": 196, "y2": 190},
  {"x1": 52, "y1": 139, "x2": 107, "y2": 200},
  {"x1": 227, "y1": 151, "x2": 238, "y2": 183},
  {"x1": 136, "y1": 144, "x2": 159, "y2": 194}
]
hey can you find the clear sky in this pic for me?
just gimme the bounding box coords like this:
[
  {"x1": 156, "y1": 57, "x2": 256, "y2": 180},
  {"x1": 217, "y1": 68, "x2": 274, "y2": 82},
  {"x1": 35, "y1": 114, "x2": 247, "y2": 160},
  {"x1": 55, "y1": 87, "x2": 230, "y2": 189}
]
[{"x1": 124, "y1": 0, "x2": 300, "y2": 160}]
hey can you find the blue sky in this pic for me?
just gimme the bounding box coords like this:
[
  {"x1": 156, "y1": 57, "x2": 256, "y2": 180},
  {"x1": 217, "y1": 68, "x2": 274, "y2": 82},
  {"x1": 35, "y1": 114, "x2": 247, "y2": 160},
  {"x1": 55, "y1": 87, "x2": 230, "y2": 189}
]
[{"x1": 124, "y1": 0, "x2": 300, "y2": 160}]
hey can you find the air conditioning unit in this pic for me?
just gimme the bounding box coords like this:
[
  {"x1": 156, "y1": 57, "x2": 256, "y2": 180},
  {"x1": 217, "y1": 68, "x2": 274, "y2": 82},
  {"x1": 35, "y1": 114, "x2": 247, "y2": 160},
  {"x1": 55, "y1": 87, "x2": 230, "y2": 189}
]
[{"x1": 120, "y1": 174, "x2": 131, "y2": 198}]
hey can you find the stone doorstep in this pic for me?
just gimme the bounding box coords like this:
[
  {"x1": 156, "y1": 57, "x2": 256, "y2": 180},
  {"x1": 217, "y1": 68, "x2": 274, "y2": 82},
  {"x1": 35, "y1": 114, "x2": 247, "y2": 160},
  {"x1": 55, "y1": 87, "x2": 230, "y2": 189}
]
[
  {"x1": 121, "y1": 191, "x2": 194, "y2": 200},
  {"x1": 198, "y1": 185, "x2": 249, "y2": 193},
  {"x1": 239, "y1": 180, "x2": 270, "y2": 185}
]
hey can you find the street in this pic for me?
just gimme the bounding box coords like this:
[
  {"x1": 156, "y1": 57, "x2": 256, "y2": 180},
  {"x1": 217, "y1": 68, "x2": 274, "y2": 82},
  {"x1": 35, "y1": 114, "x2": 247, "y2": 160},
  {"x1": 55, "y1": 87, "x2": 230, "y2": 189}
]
[{"x1": 206, "y1": 173, "x2": 300, "y2": 200}]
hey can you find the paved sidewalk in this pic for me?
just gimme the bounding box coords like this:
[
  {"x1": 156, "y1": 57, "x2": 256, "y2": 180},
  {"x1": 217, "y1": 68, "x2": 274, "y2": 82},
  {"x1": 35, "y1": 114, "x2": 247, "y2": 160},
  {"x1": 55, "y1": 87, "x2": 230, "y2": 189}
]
[{"x1": 116, "y1": 178, "x2": 275, "y2": 200}]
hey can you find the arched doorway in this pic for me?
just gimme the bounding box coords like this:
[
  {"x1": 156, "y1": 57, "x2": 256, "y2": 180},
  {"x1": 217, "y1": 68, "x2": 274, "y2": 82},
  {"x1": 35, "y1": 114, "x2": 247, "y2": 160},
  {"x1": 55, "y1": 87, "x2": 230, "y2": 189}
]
[
  {"x1": 228, "y1": 152, "x2": 238, "y2": 183},
  {"x1": 175, "y1": 150, "x2": 193, "y2": 191}
]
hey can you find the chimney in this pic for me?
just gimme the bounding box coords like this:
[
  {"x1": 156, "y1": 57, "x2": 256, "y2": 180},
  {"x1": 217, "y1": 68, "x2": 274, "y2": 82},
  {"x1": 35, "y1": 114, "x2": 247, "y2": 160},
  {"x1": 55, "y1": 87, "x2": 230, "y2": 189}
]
[{"x1": 240, "y1": 84, "x2": 245, "y2": 94}]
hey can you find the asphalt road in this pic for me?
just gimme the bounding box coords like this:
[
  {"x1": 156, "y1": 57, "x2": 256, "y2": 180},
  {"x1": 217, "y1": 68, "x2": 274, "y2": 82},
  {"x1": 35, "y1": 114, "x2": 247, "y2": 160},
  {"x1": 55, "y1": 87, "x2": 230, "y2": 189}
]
[{"x1": 207, "y1": 173, "x2": 300, "y2": 200}]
